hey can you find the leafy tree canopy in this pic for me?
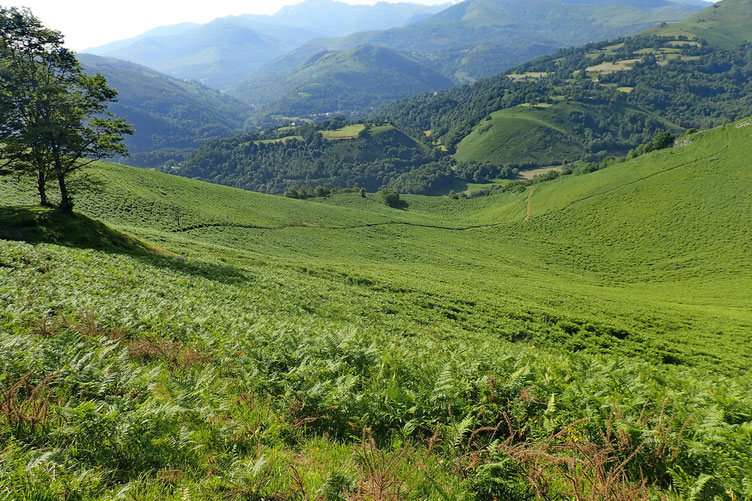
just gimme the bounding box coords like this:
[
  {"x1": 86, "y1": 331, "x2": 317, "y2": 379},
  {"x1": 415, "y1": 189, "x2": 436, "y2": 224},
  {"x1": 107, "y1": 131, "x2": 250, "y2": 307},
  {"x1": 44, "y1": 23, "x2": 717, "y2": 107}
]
[{"x1": 0, "y1": 7, "x2": 132, "y2": 212}]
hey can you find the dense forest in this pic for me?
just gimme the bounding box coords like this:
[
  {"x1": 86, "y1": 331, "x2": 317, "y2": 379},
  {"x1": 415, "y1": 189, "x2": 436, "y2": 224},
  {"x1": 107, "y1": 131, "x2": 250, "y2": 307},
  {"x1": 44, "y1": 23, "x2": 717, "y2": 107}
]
[{"x1": 176, "y1": 121, "x2": 443, "y2": 193}]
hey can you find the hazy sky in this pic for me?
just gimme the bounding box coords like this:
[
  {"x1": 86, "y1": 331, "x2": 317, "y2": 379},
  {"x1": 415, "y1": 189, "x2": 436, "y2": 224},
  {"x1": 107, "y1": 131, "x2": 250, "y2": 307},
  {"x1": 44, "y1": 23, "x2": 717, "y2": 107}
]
[{"x1": 6, "y1": 0, "x2": 449, "y2": 50}]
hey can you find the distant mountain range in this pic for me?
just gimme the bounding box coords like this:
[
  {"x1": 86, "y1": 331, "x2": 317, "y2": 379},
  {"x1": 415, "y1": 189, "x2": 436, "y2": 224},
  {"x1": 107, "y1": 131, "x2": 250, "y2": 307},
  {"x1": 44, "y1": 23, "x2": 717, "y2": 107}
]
[
  {"x1": 78, "y1": 0, "x2": 722, "y2": 169},
  {"x1": 85, "y1": 0, "x2": 706, "y2": 91},
  {"x1": 222, "y1": 0, "x2": 706, "y2": 123},
  {"x1": 83, "y1": 0, "x2": 449, "y2": 89},
  {"x1": 241, "y1": 0, "x2": 453, "y2": 38},
  {"x1": 285, "y1": 0, "x2": 707, "y2": 83}
]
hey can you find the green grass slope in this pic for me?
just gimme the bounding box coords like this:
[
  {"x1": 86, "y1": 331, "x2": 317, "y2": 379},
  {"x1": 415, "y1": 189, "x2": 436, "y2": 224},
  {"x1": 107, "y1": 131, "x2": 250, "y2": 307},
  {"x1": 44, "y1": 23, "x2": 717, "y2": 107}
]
[
  {"x1": 648, "y1": 0, "x2": 752, "y2": 47},
  {"x1": 453, "y1": 101, "x2": 682, "y2": 166},
  {"x1": 454, "y1": 103, "x2": 588, "y2": 166},
  {"x1": 1, "y1": 120, "x2": 751, "y2": 498}
]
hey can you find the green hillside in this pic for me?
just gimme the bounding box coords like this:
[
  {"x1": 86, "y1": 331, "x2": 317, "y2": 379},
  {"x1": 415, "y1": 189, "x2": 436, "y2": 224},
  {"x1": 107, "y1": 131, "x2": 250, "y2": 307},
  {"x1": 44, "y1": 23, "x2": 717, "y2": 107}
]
[
  {"x1": 453, "y1": 101, "x2": 683, "y2": 166},
  {"x1": 78, "y1": 54, "x2": 249, "y2": 168},
  {"x1": 454, "y1": 103, "x2": 589, "y2": 166},
  {"x1": 1, "y1": 119, "x2": 751, "y2": 498},
  {"x1": 648, "y1": 0, "x2": 752, "y2": 47},
  {"x1": 231, "y1": 45, "x2": 454, "y2": 124}
]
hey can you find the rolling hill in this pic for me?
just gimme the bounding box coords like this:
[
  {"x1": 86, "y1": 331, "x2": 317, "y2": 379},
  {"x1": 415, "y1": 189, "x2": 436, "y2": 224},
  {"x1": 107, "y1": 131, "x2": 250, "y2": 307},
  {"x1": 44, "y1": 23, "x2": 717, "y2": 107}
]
[
  {"x1": 452, "y1": 101, "x2": 683, "y2": 166},
  {"x1": 1, "y1": 118, "x2": 751, "y2": 498},
  {"x1": 453, "y1": 103, "x2": 594, "y2": 166},
  {"x1": 78, "y1": 54, "x2": 249, "y2": 168},
  {"x1": 231, "y1": 45, "x2": 454, "y2": 124},
  {"x1": 84, "y1": 0, "x2": 449, "y2": 89}
]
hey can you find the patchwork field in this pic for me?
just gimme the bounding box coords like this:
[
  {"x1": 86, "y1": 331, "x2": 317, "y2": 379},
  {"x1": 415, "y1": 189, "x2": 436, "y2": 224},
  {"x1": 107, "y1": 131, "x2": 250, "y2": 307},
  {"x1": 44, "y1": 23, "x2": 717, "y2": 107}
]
[{"x1": 1, "y1": 121, "x2": 751, "y2": 499}]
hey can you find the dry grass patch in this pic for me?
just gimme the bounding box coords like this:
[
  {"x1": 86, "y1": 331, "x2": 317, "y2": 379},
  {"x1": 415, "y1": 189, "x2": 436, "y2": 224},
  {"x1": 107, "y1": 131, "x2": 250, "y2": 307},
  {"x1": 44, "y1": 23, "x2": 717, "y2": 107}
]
[{"x1": 0, "y1": 370, "x2": 56, "y2": 429}]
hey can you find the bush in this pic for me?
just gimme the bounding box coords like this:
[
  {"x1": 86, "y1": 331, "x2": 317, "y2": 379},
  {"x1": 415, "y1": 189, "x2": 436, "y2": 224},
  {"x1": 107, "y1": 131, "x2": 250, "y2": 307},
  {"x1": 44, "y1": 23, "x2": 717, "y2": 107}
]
[{"x1": 380, "y1": 188, "x2": 401, "y2": 208}]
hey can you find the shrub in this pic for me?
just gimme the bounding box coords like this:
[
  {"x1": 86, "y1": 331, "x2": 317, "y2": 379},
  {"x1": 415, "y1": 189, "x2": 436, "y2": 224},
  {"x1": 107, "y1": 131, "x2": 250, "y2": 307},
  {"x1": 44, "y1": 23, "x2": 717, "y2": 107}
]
[{"x1": 380, "y1": 188, "x2": 401, "y2": 208}]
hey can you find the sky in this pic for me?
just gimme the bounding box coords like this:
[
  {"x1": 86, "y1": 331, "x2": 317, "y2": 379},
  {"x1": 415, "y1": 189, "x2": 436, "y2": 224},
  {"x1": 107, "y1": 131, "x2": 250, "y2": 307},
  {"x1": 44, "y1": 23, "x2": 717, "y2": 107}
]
[{"x1": 6, "y1": 0, "x2": 449, "y2": 51}]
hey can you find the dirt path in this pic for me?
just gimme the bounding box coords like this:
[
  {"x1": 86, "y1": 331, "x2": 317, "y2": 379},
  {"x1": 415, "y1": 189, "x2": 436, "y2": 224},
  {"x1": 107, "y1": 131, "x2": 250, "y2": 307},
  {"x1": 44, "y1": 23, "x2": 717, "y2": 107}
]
[{"x1": 525, "y1": 187, "x2": 535, "y2": 222}]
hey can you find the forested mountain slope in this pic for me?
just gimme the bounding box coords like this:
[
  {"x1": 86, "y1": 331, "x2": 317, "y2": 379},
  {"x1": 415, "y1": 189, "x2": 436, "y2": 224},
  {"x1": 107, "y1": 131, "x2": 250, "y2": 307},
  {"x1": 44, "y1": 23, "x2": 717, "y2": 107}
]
[
  {"x1": 78, "y1": 54, "x2": 249, "y2": 168},
  {"x1": 231, "y1": 45, "x2": 454, "y2": 124},
  {"x1": 1, "y1": 118, "x2": 751, "y2": 498},
  {"x1": 175, "y1": 121, "x2": 447, "y2": 193}
]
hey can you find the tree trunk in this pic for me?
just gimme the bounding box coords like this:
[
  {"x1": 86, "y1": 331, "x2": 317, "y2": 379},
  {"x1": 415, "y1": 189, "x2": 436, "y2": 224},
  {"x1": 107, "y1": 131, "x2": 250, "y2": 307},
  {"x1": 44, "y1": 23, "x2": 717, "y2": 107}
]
[
  {"x1": 37, "y1": 170, "x2": 49, "y2": 207},
  {"x1": 57, "y1": 172, "x2": 72, "y2": 213}
]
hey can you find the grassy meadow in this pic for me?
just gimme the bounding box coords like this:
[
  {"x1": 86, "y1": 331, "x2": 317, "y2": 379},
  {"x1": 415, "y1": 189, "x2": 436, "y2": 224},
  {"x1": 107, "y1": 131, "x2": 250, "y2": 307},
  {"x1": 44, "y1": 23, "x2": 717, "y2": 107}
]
[{"x1": 1, "y1": 120, "x2": 751, "y2": 499}]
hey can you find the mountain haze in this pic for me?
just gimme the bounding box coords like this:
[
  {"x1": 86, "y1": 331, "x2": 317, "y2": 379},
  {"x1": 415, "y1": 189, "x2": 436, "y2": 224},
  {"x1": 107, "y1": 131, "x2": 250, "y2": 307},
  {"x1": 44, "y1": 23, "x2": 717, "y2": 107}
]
[
  {"x1": 84, "y1": 0, "x2": 449, "y2": 89},
  {"x1": 243, "y1": 0, "x2": 451, "y2": 38},
  {"x1": 84, "y1": 18, "x2": 319, "y2": 89}
]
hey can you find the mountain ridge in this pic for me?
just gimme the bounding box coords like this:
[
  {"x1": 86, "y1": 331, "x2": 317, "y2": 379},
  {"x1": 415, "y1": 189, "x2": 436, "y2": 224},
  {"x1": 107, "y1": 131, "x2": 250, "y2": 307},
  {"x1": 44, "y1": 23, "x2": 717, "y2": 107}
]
[
  {"x1": 84, "y1": 0, "x2": 450, "y2": 89},
  {"x1": 281, "y1": 0, "x2": 705, "y2": 83}
]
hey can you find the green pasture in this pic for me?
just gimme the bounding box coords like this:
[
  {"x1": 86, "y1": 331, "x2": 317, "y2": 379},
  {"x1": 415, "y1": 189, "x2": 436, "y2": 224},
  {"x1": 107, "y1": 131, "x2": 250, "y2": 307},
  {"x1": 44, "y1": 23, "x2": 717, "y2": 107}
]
[{"x1": 1, "y1": 120, "x2": 751, "y2": 499}]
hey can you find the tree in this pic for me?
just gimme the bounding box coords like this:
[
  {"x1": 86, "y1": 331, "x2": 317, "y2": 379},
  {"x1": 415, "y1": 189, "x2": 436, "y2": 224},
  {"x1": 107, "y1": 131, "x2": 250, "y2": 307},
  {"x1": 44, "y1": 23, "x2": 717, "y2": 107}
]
[{"x1": 0, "y1": 7, "x2": 132, "y2": 212}]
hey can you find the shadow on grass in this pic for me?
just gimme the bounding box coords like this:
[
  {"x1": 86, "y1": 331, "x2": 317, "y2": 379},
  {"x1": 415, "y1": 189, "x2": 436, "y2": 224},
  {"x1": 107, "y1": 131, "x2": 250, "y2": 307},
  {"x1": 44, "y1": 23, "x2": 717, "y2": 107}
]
[
  {"x1": 386, "y1": 199, "x2": 410, "y2": 210},
  {"x1": 0, "y1": 205, "x2": 248, "y2": 284}
]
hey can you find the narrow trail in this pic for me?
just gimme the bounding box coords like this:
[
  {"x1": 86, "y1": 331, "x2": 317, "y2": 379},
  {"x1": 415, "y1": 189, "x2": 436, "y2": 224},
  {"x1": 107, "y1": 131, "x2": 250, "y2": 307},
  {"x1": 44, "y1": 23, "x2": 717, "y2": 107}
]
[
  {"x1": 525, "y1": 187, "x2": 535, "y2": 222},
  {"x1": 174, "y1": 220, "x2": 508, "y2": 234}
]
